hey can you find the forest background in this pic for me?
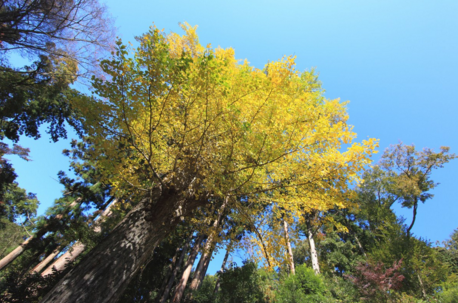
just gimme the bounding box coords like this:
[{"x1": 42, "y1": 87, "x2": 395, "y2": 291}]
[
  {"x1": 7, "y1": 0, "x2": 458, "y2": 273},
  {"x1": 1, "y1": 0, "x2": 458, "y2": 302}
]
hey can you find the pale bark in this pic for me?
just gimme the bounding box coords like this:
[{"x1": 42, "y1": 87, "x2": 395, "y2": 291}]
[
  {"x1": 30, "y1": 246, "x2": 61, "y2": 274},
  {"x1": 172, "y1": 235, "x2": 204, "y2": 303},
  {"x1": 41, "y1": 190, "x2": 206, "y2": 303},
  {"x1": 306, "y1": 224, "x2": 320, "y2": 274},
  {"x1": 159, "y1": 235, "x2": 193, "y2": 303},
  {"x1": 214, "y1": 244, "x2": 230, "y2": 294},
  {"x1": 41, "y1": 242, "x2": 86, "y2": 277},
  {"x1": 41, "y1": 200, "x2": 116, "y2": 277},
  {"x1": 189, "y1": 196, "x2": 229, "y2": 291},
  {"x1": 283, "y1": 220, "x2": 295, "y2": 275},
  {"x1": 0, "y1": 199, "x2": 80, "y2": 271},
  {"x1": 418, "y1": 273, "x2": 427, "y2": 298}
]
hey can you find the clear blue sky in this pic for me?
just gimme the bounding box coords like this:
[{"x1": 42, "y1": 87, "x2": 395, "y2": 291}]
[{"x1": 6, "y1": 0, "x2": 458, "y2": 273}]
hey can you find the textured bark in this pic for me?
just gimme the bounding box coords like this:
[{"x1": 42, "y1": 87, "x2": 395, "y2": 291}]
[
  {"x1": 41, "y1": 200, "x2": 116, "y2": 277},
  {"x1": 283, "y1": 220, "x2": 295, "y2": 275},
  {"x1": 172, "y1": 235, "x2": 204, "y2": 303},
  {"x1": 189, "y1": 197, "x2": 228, "y2": 291},
  {"x1": 41, "y1": 190, "x2": 205, "y2": 303},
  {"x1": 0, "y1": 199, "x2": 80, "y2": 271},
  {"x1": 214, "y1": 244, "x2": 230, "y2": 294},
  {"x1": 30, "y1": 246, "x2": 62, "y2": 274},
  {"x1": 160, "y1": 234, "x2": 195, "y2": 303}
]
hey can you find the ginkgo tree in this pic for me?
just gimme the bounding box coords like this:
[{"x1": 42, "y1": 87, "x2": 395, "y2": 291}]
[{"x1": 42, "y1": 23, "x2": 377, "y2": 302}]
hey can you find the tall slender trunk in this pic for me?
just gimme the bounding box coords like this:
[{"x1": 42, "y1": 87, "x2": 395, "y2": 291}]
[
  {"x1": 160, "y1": 234, "x2": 193, "y2": 303},
  {"x1": 417, "y1": 273, "x2": 427, "y2": 298},
  {"x1": 158, "y1": 246, "x2": 182, "y2": 299},
  {"x1": 407, "y1": 200, "x2": 418, "y2": 237},
  {"x1": 41, "y1": 190, "x2": 206, "y2": 303},
  {"x1": 41, "y1": 242, "x2": 86, "y2": 277},
  {"x1": 0, "y1": 199, "x2": 80, "y2": 271},
  {"x1": 353, "y1": 232, "x2": 367, "y2": 258},
  {"x1": 189, "y1": 196, "x2": 229, "y2": 291},
  {"x1": 30, "y1": 246, "x2": 61, "y2": 274},
  {"x1": 306, "y1": 220, "x2": 320, "y2": 275},
  {"x1": 191, "y1": 245, "x2": 214, "y2": 292},
  {"x1": 214, "y1": 244, "x2": 230, "y2": 294},
  {"x1": 283, "y1": 220, "x2": 295, "y2": 275},
  {"x1": 41, "y1": 200, "x2": 117, "y2": 277},
  {"x1": 172, "y1": 235, "x2": 204, "y2": 303}
]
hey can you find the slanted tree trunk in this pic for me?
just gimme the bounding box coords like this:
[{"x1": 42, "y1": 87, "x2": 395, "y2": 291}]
[
  {"x1": 0, "y1": 199, "x2": 80, "y2": 271},
  {"x1": 158, "y1": 246, "x2": 182, "y2": 299},
  {"x1": 172, "y1": 235, "x2": 204, "y2": 303},
  {"x1": 191, "y1": 245, "x2": 214, "y2": 292},
  {"x1": 41, "y1": 189, "x2": 206, "y2": 303},
  {"x1": 189, "y1": 196, "x2": 229, "y2": 291},
  {"x1": 283, "y1": 219, "x2": 295, "y2": 275},
  {"x1": 30, "y1": 246, "x2": 62, "y2": 274},
  {"x1": 41, "y1": 199, "x2": 117, "y2": 277},
  {"x1": 41, "y1": 242, "x2": 86, "y2": 277},
  {"x1": 407, "y1": 199, "x2": 418, "y2": 237},
  {"x1": 214, "y1": 244, "x2": 230, "y2": 294},
  {"x1": 160, "y1": 233, "x2": 194, "y2": 303}
]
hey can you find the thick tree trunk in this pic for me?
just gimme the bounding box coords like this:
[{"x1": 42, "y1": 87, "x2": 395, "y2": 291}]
[
  {"x1": 172, "y1": 235, "x2": 204, "y2": 303},
  {"x1": 306, "y1": 224, "x2": 320, "y2": 275},
  {"x1": 283, "y1": 220, "x2": 295, "y2": 275},
  {"x1": 30, "y1": 246, "x2": 62, "y2": 274},
  {"x1": 41, "y1": 190, "x2": 205, "y2": 303},
  {"x1": 159, "y1": 234, "x2": 194, "y2": 303},
  {"x1": 0, "y1": 199, "x2": 80, "y2": 271},
  {"x1": 214, "y1": 244, "x2": 230, "y2": 294},
  {"x1": 41, "y1": 200, "x2": 116, "y2": 277}
]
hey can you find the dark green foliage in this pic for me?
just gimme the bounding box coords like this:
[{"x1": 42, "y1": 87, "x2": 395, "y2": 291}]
[
  {"x1": 191, "y1": 275, "x2": 217, "y2": 303},
  {"x1": 217, "y1": 261, "x2": 269, "y2": 303},
  {"x1": 275, "y1": 264, "x2": 328, "y2": 303}
]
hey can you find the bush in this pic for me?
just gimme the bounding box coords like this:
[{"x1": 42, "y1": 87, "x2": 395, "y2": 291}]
[{"x1": 275, "y1": 264, "x2": 328, "y2": 303}]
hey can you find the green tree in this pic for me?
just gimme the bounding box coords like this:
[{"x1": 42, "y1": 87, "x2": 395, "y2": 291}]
[{"x1": 380, "y1": 143, "x2": 456, "y2": 236}]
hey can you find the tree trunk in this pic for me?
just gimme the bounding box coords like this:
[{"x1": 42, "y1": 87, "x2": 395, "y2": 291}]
[
  {"x1": 214, "y1": 244, "x2": 230, "y2": 294},
  {"x1": 159, "y1": 233, "x2": 194, "y2": 303},
  {"x1": 306, "y1": 223, "x2": 320, "y2": 275},
  {"x1": 41, "y1": 190, "x2": 205, "y2": 303},
  {"x1": 0, "y1": 199, "x2": 80, "y2": 271},
  {"x1": 190, "y1": 196, "x2": 229, "y2": 291},
  {"x1": 41, "y1": 242, "x2": 86, "y2": 277},
  {"x1": 0, "y1": 236, "x2": 33, "y2": 271},
  {"x1": 191, "y1": 245, "x2": 214, "y2": 292},
  {"x1": 172, "y1": 235, "x2": 204, "y2": 303},
  {"x1": 41, "y1": 199, "x2": 117, "y2": 277},
  {"x1": 407, "y1": 200, "x2": 418, "y2": 237},
  {"x1": 283, "y1": 220, "x2": 295, "y2": 275},
  {"x1": 158, "y1": 246, "x2": 181, "y2": 299},
  {"x1": 30, "y1": 246, "x2": 62, "y2": 274}
]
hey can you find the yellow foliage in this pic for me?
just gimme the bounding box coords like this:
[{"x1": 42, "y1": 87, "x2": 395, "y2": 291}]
[{"x1": 78, "y1": 24, "x2": 378, "y2": 252}]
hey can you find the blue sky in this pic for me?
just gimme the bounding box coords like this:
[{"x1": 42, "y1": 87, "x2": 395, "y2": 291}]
[{"x1": 6, "y1": 0, "x2": 458, "y2": 273}]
